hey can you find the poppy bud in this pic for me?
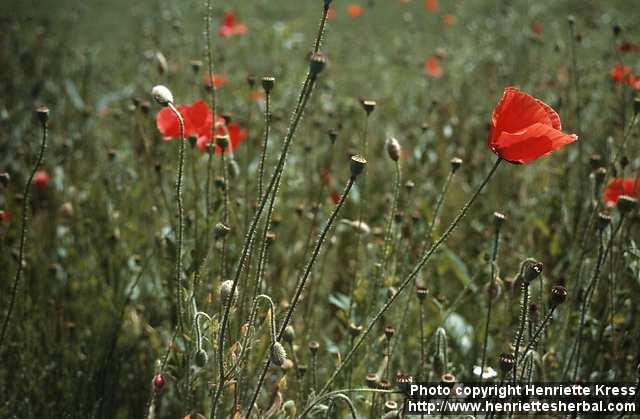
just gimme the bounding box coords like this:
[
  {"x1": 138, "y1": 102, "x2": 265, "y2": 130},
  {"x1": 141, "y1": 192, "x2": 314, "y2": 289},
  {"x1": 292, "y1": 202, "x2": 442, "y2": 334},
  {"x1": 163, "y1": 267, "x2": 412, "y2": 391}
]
[
  {"x1": 195, "y1": 349, "x2": 208, "y2": 367},
  {"x1": 416, "y1": 285, "x2": 428, "y2": 301},
  {"x1": 596, "y1": 213, "x2": 612, "y2": 231},
  {"x1": 151, "y1": 85, "x2": 174, "y2": 106},
  {"x1": 328, "y1": 129, "x2": 337, "y2": 144},
  {"x1": 365, "y1": 372, "x2": 379, "y2": 388},
  {"x1": 522, "y1": 259, "x2": 543, "y2": 284},
  {"x1": 214, "y1": 222, "x2": 230, "y2": 239},
  {"x1": 283, "y1": 325, "x2": 295, "y2": 344},
  {"x1": 362, "y1": 100, "x2": 376, "y2": 116},
  {"x1": 617, "y1": 195, "x2": 638, "y2": 214},
  {"x1": 349, "y1": 154, "x2": 367, "y2": 179},
  {"x1": 385, "y1": 137, "x2": 401, "y2": 161},
  {"x1": 261, "y1": 76, "x2": 275, "y2": 93},
  {"x1": 0, "y1": 172, "x2": 9, "y2": 188},
  {"x1": 246, "y1": 73, "x2": 256, "y2": 88},
  {"x1": 271, "y1": 342, "x2": 288, "y2": 366},
  {"x1": 550, "y1": 285, "x2": 568, "y2": 308},
  {"x1": 219, "y1": 280, "x2": 238, "y2": 306},
  {"x1": 349, "y1": 322, "x2": 363, "y2": 337},
  {"x1": 190, "y1": 60, "x2": 202, "y2": 74},
  {"x1": 387, "y1": 286, "x2": 397, "y2": 300},
  {"x1": 152, "y1": 373, "x2": 165, "y2": 391},
  {"x1": 34, "y1": 170, "x2": 50, "y2": 191},
  {"x1": 499, "y1": 353, "x2": 515, "y2": 374},
  {"x1": 309, "y1": 51, "x2": 327, "y2": 75},
  {"x1": 35, "y1": 106, "x2": 50, "y2": 124},
  {"x1": 450, "y1": 157, "x2": 463, "y2": 173},
  {"x1": 493, "y1": 211, "x2": 506, "y2": 230},
  {"x1": 308, "y1": 340, "x2": 320, "y2": 355},
  {"x1": 384, "y1": 325, "x2": 395, "y2": 340}
]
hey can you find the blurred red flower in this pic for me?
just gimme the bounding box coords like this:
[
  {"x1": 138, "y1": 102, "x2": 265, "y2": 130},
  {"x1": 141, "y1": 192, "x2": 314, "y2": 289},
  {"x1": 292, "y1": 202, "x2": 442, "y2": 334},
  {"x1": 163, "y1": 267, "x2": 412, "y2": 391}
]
[
  {"x1": 603, "y1": 178, "x2": 640, "y2": 205},
  {"x1": 443, "y1": 14, "x2": 456, "y2": 27},
  {"x1": 488, "y1": 87, "x2": 578, "y2": 164},
  {"x1": 34, "y1": 170, "x2": 50, "y2": 191},
  {"x1": 611, "y1": 64, "x2": 631, "y2": 83},
  {"x1": 1, "y1": 210, "x2": 10, "y2": 223},
  {"x1": 425, "y1": 56, "x2": 443, "y2": 78},
  {"x1": 219, "y1": 12, "x2": 247, "y2": 37},
  {"x1": 617, "y1": 41, "x2": 640, "y2": 53},
  {"x1": 425, "y1": 0, "x2": 439, "y2": 12},
  {"x1": 531, "y1": 21, "x2": 543, "y2": 35},
  {"x1": 347, "y1": 4, "x2": 364, "y2": 18},
  {"x1": 327, "y1": 7, "x2": 337, "y2": 20},
  {"x1": 330, "y1": 190, "x2": 340, "y2": 205},
  {"x1": 203, "y1": 73, "x2": 228, "y2": 89},
  {"x1": 156, "y1": 100, "x2": 247, "y2": 154}
]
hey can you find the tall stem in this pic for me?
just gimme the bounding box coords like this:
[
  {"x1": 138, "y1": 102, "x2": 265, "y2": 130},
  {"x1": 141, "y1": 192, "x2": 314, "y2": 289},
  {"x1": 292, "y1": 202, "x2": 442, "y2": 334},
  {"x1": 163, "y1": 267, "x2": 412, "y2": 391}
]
[{"x1": 480, "y1": 222, "x2": 502, "y2": 382}]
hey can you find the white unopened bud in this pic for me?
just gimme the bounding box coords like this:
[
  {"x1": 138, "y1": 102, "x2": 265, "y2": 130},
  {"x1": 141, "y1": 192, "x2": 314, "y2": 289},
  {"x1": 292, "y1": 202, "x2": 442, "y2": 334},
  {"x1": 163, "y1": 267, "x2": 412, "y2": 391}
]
[
  {"x1": 151, "y1": 85, "x2": 174, "y2": 106},
  {"x1": 385, "y1": 137, "x2": 401, "y2": 161}
]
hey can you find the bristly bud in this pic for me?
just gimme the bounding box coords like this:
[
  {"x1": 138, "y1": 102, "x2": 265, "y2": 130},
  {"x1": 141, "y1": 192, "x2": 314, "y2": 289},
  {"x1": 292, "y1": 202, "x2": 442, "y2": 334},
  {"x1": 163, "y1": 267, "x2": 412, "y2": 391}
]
[
  {"x1": 450, "y1": 157, "x2": 463, "y2": 173},
  {"x1": 195, "y1": 349, "x2": 208, "y2": 367},
  {"x1": 493, "y1": 212, "x2": 506, "y2": 230},
  {"x1": 362, "y1": 99, "x2": 377, "y2": 116},
  {"x1": 384, "y1": 325, "x2": 396, "y2": 340},
  {"x1": 550, "y1": 285, "x2": 568, "y2": 308},
  {"x1": 153, "y1": 373, "x2": 165, "y2": 391},
  {"x1": 385, "y1": 137, "x2": 401, "y2": 161},
  {"x1": 617, "y1": 195, "x2": 638, "y2": 214},
  {"x1": 151, "y1": 85, "x2": 174, "y2": 106},
  {"x1": 350, "y1": 154, "x2": 367, "y2": 179},
  {"x1": 0, "y1": 172, "x2": 9, "y2": 188},
  {"x1": 214, "y1": 222, "x2": 231, "y2": 239},
  {"x1": 261, "y1": 76, "x2": 275, "y2": 93},
  {"x1": 283, "y1": 325, "x2": 295, "y2": 343},
  {"x1": 219, "y1": 280, "x2": 238, "y2": 306},
  {"x1": 271, "y1": 342, "x2": 288, "y2": 366},
  {"x1": 499, "y1": 353, "x2": 515, "y2": 374},
  {"x1": 308, "y1": 340, "x2": 320, "y2": 355},
  {"x1": 35, "y1": 106, "x2": 50, "y2": 124},
  {"x1": 522, "y1": 259, "x2": 544, "y2": 284},
  {"x1": 309, "y1": 52, "x2": 327, "y2": 75},
  {"x1": 365, "y1": 372, "x2": 378, "y2": 389},
  {"x1": 597, "y1": 212, "x2": 612, "y2": 232}
]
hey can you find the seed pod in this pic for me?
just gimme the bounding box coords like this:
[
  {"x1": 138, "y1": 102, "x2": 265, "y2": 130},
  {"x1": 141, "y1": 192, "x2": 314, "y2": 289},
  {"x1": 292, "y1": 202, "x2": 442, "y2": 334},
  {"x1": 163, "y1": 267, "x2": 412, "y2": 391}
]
[
  {"x1": 283, "y1": 325, "x2": 295, "y2": 344},
  {"x1": 450, "y1": 157, "x2": 463, "y2": 173},
  {"x1": 271, "y1": 342, "x2": 288, "y2": 366},
  {"x1": 349, "y1": 155, "x2": 367, "y2": 179},
  {"x1": 550, "y1": 285, "x2": 568, "y2": 308},
  {"x1": 214, "y1": 222, "x2": 231, "y2": 240},
  {"x1": 297, "y1": 364, "x2": 308, "y2": 379},
  {"x1": 349, "y1": 323, "x2": 363, "y2": 338},
  {"x1": 219, "y1": 280, "x2": 238, "y2": 306},
  {"x1": 35, "y1": 106, "x2": 50, "y2": 124},
  {"x1": 190, "y1": 60, "x2": 202, "y2": 74},
  {"x1": 384, "y1": 325, "x2": 396, "y2": 340},
  {"x1": 309, "y1": 52, "x2": 327, "y2": 75},
  {"x1": 416, "y1": 284, "x2": 428, "y2": 301},
  {"x1": 216, "y1": 135, "x2": 229, "y2": 150},
  {"x1": 617, "y1": 195, "x2": 638, "y2": 214},
  {"x1": 441, "y1": 372, "x2": 456, "y2": 388},
  {"x1": 597, "y1": 213, "x2": 612, "y2": 231},
  {"x1": 522, "y1": 260, "x2": 544, "y2": 284},
  {"x1": 308, "y1": 340, "x2": 320, "y2": 355},
  {"x1": 0, "y1": 172, "x2": 9, "y2": 187},
  {"x1": 151, "y1": 85, "x2": 173, "y2": 106},
  {"x1": 385, "y1": 137, "x2": 401, "y2": 161},
  {"x1": 246, "y1": 73, "x2": 256, "y2": 88},
  {"x1": 365, "y1": 372, "x2": 379, "y2": 388},
  {"x1": 493, "y1": 212, "x2": 506, "y2": 229},
  {"x1": 589, "y1": 154, "x2": 602, "y2": 170},
  {"x1": 327, "y1": 129, "x2": 337, "y2": 144},
  {"x1": 362, "y1": 100, "x2": 377, "y2": 116},
  {"x1": 499, "y1": 353, "x2": 515, "y2": 374},
  {"x1": 261, "y1": 76, "x2": 275, "y2": 93},
  {"x1": 384, "y1": 400, "x2": 398, "y2": 413},
  {"x1": 266, "y1": 232, "x2": 277, "y2": 245}
]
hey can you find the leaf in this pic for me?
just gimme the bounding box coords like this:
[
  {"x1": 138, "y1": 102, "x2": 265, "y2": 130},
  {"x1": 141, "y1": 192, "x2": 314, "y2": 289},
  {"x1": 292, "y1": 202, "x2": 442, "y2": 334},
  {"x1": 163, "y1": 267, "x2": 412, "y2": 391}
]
[
  {"x1": 328, "y1": 292, "x2": 350, "y2": 312},
  {"x1": 441, "y1": 247, "x2": 471, "y2": 287}
]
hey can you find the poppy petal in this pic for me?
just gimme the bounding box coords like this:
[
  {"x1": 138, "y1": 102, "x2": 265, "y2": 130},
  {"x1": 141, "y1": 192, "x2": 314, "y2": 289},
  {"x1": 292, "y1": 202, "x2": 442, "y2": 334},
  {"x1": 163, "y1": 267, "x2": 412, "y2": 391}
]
[
  {"x1": 492, "y1": 122, "x2": 578, "y2": 164},
  {"x1": 491, "y1": 87, "x2": 554, "y2": 137}
]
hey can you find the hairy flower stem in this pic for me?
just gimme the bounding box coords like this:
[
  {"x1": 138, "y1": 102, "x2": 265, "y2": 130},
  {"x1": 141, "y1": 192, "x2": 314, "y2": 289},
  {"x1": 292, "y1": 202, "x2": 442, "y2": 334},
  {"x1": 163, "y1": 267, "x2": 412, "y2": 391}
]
[
  {"x1": 512, "y1": 283, "x2": 530, "y2": 383},
  {"x1": 520, "y1": 306, "x2": 556, "y2": 361},
  {"x1": 257, "y1": 89, "x2": 272, "y2": 202},
  {"x1": 245, "y1": 176, "x2": 355, "y2": 418},
  {"x1": 320, "y1": 157, "x2": 503, "y2": 394},
  {"x1": 421, "y1": 169, "x2": 455, "y2": 254},
  {"x1": 204, "y1": 0, "x2": 217, "y2": 236},
  {"x1": 0, "y1": 110, "x2": 48, "y2": 351},
  {"x1": 220, "y1": 149, "x2": 229, "y2": 279},
  {"x1": 480, "y1": 223, "x2": 503, "y2": 383},
  {"x1": 167, "y1": 103, "x2": 187, "y2": 333}
]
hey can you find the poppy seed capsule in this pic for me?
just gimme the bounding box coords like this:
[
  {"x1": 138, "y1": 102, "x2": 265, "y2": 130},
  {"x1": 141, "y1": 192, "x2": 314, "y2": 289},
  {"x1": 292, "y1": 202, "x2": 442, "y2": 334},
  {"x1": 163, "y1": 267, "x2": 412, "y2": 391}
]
[
  {"x1": 550, "y1": 285, "x2": 568, "y2": 307},
  {"x1": 0, "y1": 172, "x2": 10, "y2": 188},
  {"x1": 35, "y1": 106, "x2": 50, "y2": 124},
  {"x1": 384, "y1": 325, "x2": 395, "y2": 340},
  {"x1": 499, "y1": 353, "x2": 515, "y2": 374},
  {"x1": 450, "y1": 157, "x2": 463, "y2": 173},
  {"x1": 493, "y1": 212, "x2": 506, "y2": 229},
  {"x1": 190, "y1": 60, "x2": 202, "y2": 74},
  {"x1": 297, "y1": 364, "x2": 308, "y2": 379},
  {"x1": 214, "y1": 222, "x2": 231, "y2": 239},
  {"x1": 617, "y1": 195, "x2": 638, "y2": 214},
  {"x1": 151, "y1": 85, "x2": 174, "y2": 106},
  {"x1": 309, "y1": 52, "x2": 327, "y2": 75},
  {"x1": 416, "y1": 285, "x2": 428, "y2": 301},
  {"x1": 349, "y1": 155, "x2": 367, "y2": 179},
  {"x1": 246, "y1": 74, "x2": 256, "y2": 87},
  {"x1": 152, "y1": 373, "x2": 165, "y2": 391},
  {"x1": 271, "y1": 342, "x2": 288, "y2": 366},
  {"x1": 634, "y1": 97, "x2": 640, "y2": 116},
  {"x1": 328, "y1": 129, "x2": 337, "y2": 144},
  {"x1": 261, "y1": 76, "x2": 275, "y2": 93},
  {"x1": 522, "y1": 260, "x2": 544, "y2": 284},
  {"x1": 589, "y1": 154, "x2": 602, "y2": 170},
  {"x1": 384, "y1": 401, "x2": 398, "y2": 413},
  {"x1": 362, "y1": 100, "x2": 377, "y2": 115},
  {"x1": 385, "y1": 137, "x2": 401, "y2": 161},
  {"x1": 613, "y1": 24, "x2": 621, "y2": 37},
  {"x1": 597, "y1": 213, "x2": 612, "y2": 231},
  {"x1": 308, "y1": 340, "x2": 320, "y2": 355},
  {"x1": 216, "y1": 135, "x2": 229, "y2": 150},
  {"x1": 405, "y1": 180, "x2": 415, "y2": 191},
  {"x1": 593, "y1": 167, "x2": 607, "y2": 187},
  {"x1": 378, "y1": 379, "x2": 391, "y2": 390},
  {"x1": 265, "y1": 232, "x2": 276, "y2": 245},
  {"x1": 219, "y1": 280, "x2": 238, "y2": 306},
  {"x1": 441, "y1": 373, "x2": 456, "y2": 387},
  {"x1": 349, "y1": 322, "x2": 363, "y2": 337},
  {"x1": 365, "y1": 372, "x2": 379, "y2": 388}
]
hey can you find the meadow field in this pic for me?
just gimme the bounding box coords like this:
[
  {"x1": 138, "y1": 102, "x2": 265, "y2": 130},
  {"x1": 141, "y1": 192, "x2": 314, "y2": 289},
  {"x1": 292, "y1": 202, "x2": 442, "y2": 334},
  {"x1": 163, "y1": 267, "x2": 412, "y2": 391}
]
[{"x1": 1, "y1": 0, "x2": 639, "y2": 417}]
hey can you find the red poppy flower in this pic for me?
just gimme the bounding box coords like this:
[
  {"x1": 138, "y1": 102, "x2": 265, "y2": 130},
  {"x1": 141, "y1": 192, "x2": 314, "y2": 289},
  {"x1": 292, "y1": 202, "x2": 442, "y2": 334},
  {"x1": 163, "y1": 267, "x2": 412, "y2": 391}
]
[
  {"x1": 330, "y1": 190, "x2": 340, "y2": 205},
  {"x1": 219, "y1": 12, "x2": 247, "y2": 37},
  {"x1": 425, "y1": 56, "x2": 443, "y2": 78},
  {"x1": 611, "y1": 64, "x2": 631, "y2": 83},
  {"x1": 320, "y1": 170, "x2": 332, "y2": 187},
  {"x1": 203, "y1": 73, "x2": 228, "y2": 89},
  {"x1": 1, "y1": 210, "x2": 10, "y2": 223},
  {"x1": 531, "y1": 21, "x2": 543, "y2": 35},
  {"x1": 249, "y1": 90, "x2": 265, "y2": 102},
  {"x1": 628, "y1": 74, "x2": 640, "y2": 90},
  {"x1": 34, "y1": 170, "x2": 50, "y2": 191},
  {"x1": 488, "y1": 87, "x2": 578, "y2": 164},
  {"x1": 347, "y1": 4, "x2": 364, "y2": 18},
  {"x1": 617, "y1": 41, "x2": 640, "y2": 53},
  {"x1": 443, "y1": 14, "x2": 456, "y2": 27},
  {"x1": 327, "y1": 7, "x2": 337, "y2": 20},
  {"x1": 425, "y1": 0, "x2": 438, "y2": 12},
  {"x1": 603, "y1": 178, "x2": 640, "y2": 205}
]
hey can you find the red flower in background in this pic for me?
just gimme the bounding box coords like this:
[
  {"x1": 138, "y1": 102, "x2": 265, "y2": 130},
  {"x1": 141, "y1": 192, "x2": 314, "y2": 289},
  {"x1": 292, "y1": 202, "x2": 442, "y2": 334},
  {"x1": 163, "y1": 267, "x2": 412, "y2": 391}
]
[
  {"x1": 156, "y1": 100, "x2": 247, "y2": 155},
  {"x1": 425, "y1": 0, "x2": 439, "y2": 12},
  {"x1": 603, "y1": 178, "x2": 640, "y2": 205},
  {"x1": 488, "y1": 87, "x2": 578, "y2": 164},
  {"x1": 347, "y1": 4, "x2": 364, "y2": 18},
  {"x1": 531, "y1": 21, "x2": 543, "y2": 35},
  {"x1": 1, "y1": 210, "x2": 10, "y2": 223},
  {"x1": 219, "y1": 12, "x2": 247, "y2": 37},
  {"x1": 425, "y1": 56, "x2": 443, "y2": 78},
  {"x1": 330, "y1": 190, "x2": 340, "y2": 205},
  {"x1": 203, "y1": 73, "x2": 228, "y2": 89},
  {"x1": 34, "y1": 170, "x2": 50, "y2": 191},
  {"x1": 327, "y1": 7, "x2": 337, "y2": 20},
  {"x1": 617, "y1": 41, "x2": 640, "y2": 53},
  {"x1": 443, "y1": 14, "x2": 456, "y2": 27},
  {"x1": 611, "y1": 64, "x2": 631, "y2": 83}
]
